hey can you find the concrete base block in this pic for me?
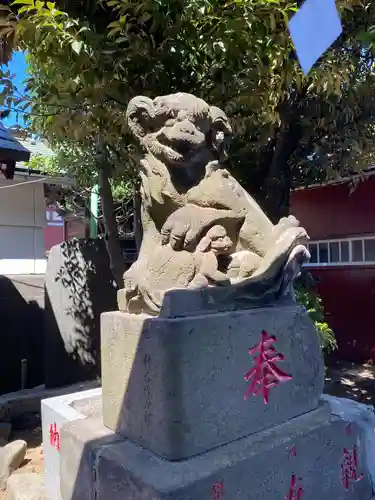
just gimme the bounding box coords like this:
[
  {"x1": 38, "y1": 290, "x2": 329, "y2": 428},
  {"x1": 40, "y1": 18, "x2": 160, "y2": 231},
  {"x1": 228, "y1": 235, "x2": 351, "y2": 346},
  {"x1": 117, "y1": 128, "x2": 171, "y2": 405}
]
[
  {"x1": 59, "y1": 402, "x2": 374, "y2": 500},
  {"x1": 60, "y1": 416, "x2": 123, "y2": 500},
  {"x1": 101, "y1": 304, "x2": 324, "y2": 460},
  {"x1": 41, "y1": 387, "x2": 102, "y2": 500}
]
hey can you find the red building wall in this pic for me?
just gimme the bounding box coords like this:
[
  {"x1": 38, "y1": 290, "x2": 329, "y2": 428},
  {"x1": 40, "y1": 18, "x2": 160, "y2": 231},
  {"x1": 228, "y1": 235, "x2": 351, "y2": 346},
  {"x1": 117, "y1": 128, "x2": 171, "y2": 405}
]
[
  {"x1": 312, "y1": 267, "x2": 375, "y2": 363},
  {"x1": 291, "y1": 175, "x2": 375, "y2": 363},
  {"x1": 44, "y1": 207, "x2": 65, "y2": 252},
  {"x1": 44, "y1": 210, "x2": 87, "y2": 252},
  {"x1": 291, "y1": 175, "x2": 375, "y2": 240}
]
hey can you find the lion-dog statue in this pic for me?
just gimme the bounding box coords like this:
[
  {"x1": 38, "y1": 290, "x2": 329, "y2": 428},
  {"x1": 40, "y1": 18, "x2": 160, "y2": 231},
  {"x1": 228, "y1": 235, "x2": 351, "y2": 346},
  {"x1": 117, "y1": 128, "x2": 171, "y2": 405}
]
[{"x1": 118, "y1": 93, "x2": 310, "y2": 315}]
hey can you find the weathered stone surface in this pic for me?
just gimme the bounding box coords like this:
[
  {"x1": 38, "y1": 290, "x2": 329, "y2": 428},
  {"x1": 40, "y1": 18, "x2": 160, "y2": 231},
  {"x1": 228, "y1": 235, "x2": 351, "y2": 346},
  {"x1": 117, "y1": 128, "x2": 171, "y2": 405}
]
[
  {"x1": 7, "y1": 473, "x2": 45, "y2": 500},
  {"x1": 60, "y1": 418, "x2": 123, "y2": 500},
  {"x1": 120, "y1": 92, "x2": 310, "y2": 315},
  {"x1": 101, "y1": 304, "x2": 324, "y2": 460},
  {"x1": 59, "y1": 403, "x2": 373, "y2": 500},
  {"x1": 44, "y1": 239, "x2": 117, "y2": 388},
  {"x1": 41, "y1": 387, "x2": 102, "y2": 500},
  {"x1": 0, "y1": 380, "x2": 99, "y2": 424},
  {"x1": 70, "y1": 394, "x2": 101, "y2": 418},
  {"x1": 158, "y1": 287, "x2": 295, "y2": 318},
  {"x1": 0, "y1": 440, "x2": 27, "y2": 489},
  {"x1": 98, "y1": 403, "x2": 373, "y2": 500}
]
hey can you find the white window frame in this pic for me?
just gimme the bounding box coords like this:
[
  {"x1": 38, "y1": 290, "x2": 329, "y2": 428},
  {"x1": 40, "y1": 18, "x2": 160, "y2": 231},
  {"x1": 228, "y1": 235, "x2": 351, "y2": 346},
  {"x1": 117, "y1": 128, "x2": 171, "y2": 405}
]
[
  {"x1": 46, "y1": 209, "x2": 64, "y2": 227},
  {"x1": 305, "y1": 235, "x2": 375, "y2": 267}
]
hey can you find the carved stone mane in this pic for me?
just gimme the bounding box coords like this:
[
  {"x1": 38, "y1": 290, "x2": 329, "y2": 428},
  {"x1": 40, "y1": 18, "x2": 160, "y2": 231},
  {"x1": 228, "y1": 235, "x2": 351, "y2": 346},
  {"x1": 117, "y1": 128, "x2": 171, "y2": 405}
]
[{"x1": 118, "y1": 92, "x2": 310, "y2": 315}]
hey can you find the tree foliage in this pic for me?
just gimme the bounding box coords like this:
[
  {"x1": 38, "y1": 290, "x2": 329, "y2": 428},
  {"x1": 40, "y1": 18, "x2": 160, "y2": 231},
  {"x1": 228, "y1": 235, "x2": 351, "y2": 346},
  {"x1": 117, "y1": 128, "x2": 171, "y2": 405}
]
[
  {"x1": 29, "y1": 141, "x2": 135, "y2": 205},
  {"x1": 30, "y1": 145, "x2": 134, "y2": 238},
  {"x1": 6, "y1": 0, "x2": 375, "y2": 223},
  {"x1": 295, "y1": 273, "x2": 338, "y2": 356},
  {"x1": 1, "y1": 0, "x2": 375, "y2": 289},
  {"x1": 27, "y1": 138, "x2": 135, "y2": 287},
  {"x1": 1, "y1": 0, "x2": 372, "y2": 339}
]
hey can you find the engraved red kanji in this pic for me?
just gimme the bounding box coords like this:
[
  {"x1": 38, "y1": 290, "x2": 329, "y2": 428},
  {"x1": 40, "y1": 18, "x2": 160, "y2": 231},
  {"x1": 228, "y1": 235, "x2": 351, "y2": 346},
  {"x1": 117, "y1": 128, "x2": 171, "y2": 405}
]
[
  {"x1": 340, "y1": 446, "x2": 364, "y2": 490},
  {"x1": 49, "y1": 422, "x2": 60, "y2": 451},
  {"x1": 288, "y1": 444, "x2": 297, "y2": 457},
  {"x1": 212, "y1": 480, "x2": 224, "y2": 500},
  {"x1": 244, "y1": 330, "x2": 292, "y2": 404},
  {"x1": 285, "y1": 474, "x2": 303, "y2": 500}
]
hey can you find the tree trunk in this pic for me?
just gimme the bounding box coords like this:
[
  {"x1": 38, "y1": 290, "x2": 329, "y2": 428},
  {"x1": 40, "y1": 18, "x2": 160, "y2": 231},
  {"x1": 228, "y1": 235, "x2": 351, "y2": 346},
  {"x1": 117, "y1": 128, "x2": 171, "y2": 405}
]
[
  {"x1": 98, "y1": 167, "x2": 125, "y2": 289},
  {"x1": 263, "y1": 117, "x2": 302, "y2": 223}
]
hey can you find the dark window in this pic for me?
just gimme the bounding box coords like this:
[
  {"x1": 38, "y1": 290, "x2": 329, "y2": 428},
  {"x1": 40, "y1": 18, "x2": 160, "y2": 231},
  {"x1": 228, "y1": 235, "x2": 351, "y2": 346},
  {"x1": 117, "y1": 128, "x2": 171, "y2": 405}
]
[
  {"x1": 309, "y1": 243, "x2": 318, "y2": 263},
  {"x1": 352, "y1": 240, "x2": 363, "y2": 262},
  {"x1": 340, "y1": 241, "x2": 349, "y2": 262},
  {"x1": 329, "y1": 242, "x2": 340, "y2": 263},
  {"x1": 318, "y1": 242, "x2": 329, "y2": 263},
  {"x1": 364, "y1": 239, "x2": 375, "y2": 262}
]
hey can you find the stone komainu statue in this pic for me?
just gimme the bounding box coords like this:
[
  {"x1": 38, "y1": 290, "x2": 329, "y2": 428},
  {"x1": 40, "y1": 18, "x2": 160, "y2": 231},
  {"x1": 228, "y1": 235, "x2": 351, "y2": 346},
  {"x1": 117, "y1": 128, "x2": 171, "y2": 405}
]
[{"x1": 118, "y1": 93, "x2": 310, "y2": 315}]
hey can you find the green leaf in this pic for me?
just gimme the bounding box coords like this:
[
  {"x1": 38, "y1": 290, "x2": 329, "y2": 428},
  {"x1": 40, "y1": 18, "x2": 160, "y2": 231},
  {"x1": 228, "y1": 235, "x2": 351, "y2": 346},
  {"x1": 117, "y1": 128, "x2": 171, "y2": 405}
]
[
  {"x1": 71, "y1": 40, "x2": 83, "y2": 54},
  {"x1": 11, "y1": 0, "x2": 34, "y2": 5},
  {"x1": 115, "y1": 36, "x2": 127, "y2": 44},
  {"x1": 107, "y1": 20, "x2": 120, "y2": 29},
  {"x1": 16, "y1": 5, "x2": 32, "y2": 14},
  {"x1": 107, "y1": 26, "x2": 121, "y2": 37}
]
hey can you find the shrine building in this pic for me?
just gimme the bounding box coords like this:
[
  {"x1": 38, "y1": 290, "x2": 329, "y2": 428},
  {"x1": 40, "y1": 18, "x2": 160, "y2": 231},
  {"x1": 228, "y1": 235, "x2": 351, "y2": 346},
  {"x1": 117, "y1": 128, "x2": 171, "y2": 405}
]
[{"x1": 291, "y1": 168, "x2": 375, "y2": 364}]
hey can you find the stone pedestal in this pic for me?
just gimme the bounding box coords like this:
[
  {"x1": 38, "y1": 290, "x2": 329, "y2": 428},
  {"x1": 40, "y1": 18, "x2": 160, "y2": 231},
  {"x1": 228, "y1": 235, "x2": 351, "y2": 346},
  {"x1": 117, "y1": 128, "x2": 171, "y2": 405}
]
[
  {"x1": 101, "y1": 305, "x2": 324, "y2": 460},
  {"x1": 59, "y1": 400, "x2": 374, "y2": 500},
  {"x1": 41, "y1": 388, "x2": 102, "y2": 500},
  {"x1": 51, "y1": 303, "x2": 375, "y2": 500}
]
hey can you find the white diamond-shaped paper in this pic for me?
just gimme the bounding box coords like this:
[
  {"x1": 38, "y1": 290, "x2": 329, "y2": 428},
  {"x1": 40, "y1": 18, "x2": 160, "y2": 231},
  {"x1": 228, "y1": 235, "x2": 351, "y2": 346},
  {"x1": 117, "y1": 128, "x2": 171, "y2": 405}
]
[{"x1": 288, "y1": 0, "x2": 343, "y2": 75}]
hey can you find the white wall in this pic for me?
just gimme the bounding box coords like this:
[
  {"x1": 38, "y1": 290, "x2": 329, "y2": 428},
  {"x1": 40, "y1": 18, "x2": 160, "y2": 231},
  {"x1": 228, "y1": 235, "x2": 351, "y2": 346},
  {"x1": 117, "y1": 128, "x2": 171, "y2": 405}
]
[{"x1": 0, "y1": 178, "x2": 47, "y2": 274}]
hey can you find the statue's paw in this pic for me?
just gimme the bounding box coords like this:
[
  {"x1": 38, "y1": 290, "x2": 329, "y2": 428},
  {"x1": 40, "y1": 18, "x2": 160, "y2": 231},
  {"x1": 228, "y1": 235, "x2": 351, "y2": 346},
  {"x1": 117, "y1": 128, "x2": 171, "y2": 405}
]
[
  {"x1": 161, "y1": 206, "x2": 206, "y2": 251},
  {"x1": 227, "y1": 250, "x2": 262, "y2": 280},
  {"x1": 272, "y1": 215, "x2": 302, "y2": 240},
  {"x1": 161, "y1": 206, "x2": 239, "y2": 252},
  {"x1": 188, "y1": 273, "x2": 209, "y2": 289},
  {"x1": 275, "y1": 225, "x2": 309, "y2": 248}
]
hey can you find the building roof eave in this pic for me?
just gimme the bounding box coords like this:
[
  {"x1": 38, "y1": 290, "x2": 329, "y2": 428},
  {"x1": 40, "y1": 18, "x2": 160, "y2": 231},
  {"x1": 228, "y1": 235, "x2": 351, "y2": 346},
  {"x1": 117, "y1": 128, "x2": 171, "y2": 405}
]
[
  {"x1": 13, "y1": 169, "x2": 74, "y2": 187},
  {"x1": 0, "y1": 122, "x2": 31, "y2": 162},
  {"x1": 293, "y1": 168, "x2": 375, "y2": 192}
]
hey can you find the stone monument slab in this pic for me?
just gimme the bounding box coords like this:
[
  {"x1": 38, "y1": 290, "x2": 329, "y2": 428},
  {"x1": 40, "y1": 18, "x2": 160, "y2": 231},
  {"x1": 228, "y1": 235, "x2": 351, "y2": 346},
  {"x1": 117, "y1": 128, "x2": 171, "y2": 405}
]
[
  {"x1": 45, "y1": 239, "x2": 117, "y2": 388},
  {"x1": 101, "y1": 304, "x2": 324, "y2": 460}
]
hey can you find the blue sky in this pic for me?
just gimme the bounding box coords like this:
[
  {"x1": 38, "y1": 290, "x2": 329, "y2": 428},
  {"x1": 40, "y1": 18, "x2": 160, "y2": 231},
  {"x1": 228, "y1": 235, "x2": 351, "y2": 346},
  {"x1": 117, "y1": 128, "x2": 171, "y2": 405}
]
[{"x1": 3, "y1": 51, "x2": 28, "y2": 127}]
